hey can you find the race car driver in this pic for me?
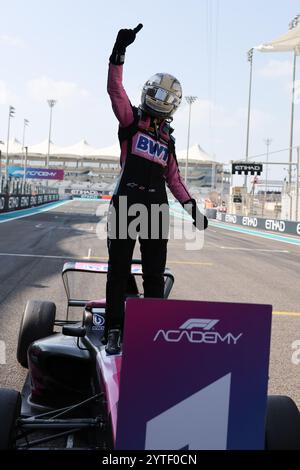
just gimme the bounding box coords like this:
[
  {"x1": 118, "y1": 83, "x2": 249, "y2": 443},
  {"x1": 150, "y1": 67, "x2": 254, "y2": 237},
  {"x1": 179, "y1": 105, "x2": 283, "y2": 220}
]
[{"x1": 105, "y1": 24, "x2": 208, "y2": 354}]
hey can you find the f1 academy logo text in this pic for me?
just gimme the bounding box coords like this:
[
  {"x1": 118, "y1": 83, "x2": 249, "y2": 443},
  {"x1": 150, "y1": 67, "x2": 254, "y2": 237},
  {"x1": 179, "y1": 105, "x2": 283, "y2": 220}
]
[{"x1": 153, "y1": 318, "x2": 243, "y2": 345}]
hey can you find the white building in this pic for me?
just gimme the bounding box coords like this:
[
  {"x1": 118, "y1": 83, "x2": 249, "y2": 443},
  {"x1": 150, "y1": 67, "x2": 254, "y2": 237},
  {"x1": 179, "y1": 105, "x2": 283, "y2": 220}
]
[{"x1": 0, "y1": 139, "x2": 227, "y2": 192}]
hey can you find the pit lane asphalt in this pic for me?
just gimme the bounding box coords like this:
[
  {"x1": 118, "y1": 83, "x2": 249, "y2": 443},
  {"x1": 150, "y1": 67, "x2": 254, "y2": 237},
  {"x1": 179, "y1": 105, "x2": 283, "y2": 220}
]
[{"x1": 0, "y1": 200, "x2": 299, "y2": 407}]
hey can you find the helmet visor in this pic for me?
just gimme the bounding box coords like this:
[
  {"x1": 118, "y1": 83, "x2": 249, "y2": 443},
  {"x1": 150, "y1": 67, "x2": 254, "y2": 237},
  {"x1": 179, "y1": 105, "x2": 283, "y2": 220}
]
[{"x1": 145, "y1": 86, "x2": 180, "y2": 106}]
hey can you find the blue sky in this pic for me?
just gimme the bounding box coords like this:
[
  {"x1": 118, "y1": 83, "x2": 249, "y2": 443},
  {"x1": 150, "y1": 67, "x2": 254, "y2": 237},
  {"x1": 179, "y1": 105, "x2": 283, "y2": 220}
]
[{"x1": 1, "y1": 0, "x2": 300, "y2": 180}]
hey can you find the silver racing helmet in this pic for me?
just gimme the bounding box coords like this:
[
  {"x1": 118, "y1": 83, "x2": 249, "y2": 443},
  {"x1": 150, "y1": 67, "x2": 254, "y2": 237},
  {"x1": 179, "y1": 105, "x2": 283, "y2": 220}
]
[{"x1": 140, "y1": 73, "x2": 182, "y2": 119}]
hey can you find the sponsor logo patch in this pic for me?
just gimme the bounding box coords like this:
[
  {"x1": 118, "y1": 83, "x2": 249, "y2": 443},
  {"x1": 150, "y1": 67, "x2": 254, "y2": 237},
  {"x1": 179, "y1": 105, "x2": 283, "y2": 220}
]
[
  {"x1": 92, "y1": 313, "x2": 105, "y2": 331},
  {"x1": 132, "y1": 132, "x2": 168, "y2": 166}
]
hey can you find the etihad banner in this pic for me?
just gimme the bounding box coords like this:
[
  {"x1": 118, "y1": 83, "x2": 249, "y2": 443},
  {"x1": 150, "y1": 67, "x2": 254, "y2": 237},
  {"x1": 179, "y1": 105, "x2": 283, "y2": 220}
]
[
  {"x1": 232, "y1": 163, "x2": 263, "y2": 176},
  {"x1": 0, "y1": 193, "x2": 59, "y2": 213},
  {"x1": 216, "y1": 212, "x2": 300, "y2": 237},
  {"x1": 65, "y1": 188, "x2": 112, "y2": 198},
  {"x1": 116, "y1": 298, "x2": 272, "y2": 450},
  {"x1": 8, "y1": 166, "x2": 65, "y2": 180}
]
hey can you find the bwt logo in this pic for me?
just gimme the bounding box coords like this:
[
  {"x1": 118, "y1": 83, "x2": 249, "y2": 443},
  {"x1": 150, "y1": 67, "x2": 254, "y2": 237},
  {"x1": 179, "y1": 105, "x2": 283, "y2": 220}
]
[
  {"x1": 135, "y1": 134, "x2": 168, "y2": 163},
  {"x1": 153, "y1": 318, "x2": 243, "y2": 345}
]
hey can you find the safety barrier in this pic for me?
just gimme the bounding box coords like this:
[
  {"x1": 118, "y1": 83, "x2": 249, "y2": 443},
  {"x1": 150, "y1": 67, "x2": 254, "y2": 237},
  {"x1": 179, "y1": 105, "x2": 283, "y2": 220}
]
[
  {"x1": 0, "y1": 193, "x2": 59, "y2": 213},
  {"x1": 65, "y1": 188, "x2": 112, "y2": 200},
  {"x1": 216, "y1": 212, "x2": 300, "y2": 237}
]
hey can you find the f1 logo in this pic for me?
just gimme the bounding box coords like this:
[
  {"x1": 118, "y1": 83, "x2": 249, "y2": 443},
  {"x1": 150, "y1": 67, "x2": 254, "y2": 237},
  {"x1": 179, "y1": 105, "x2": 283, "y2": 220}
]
[{"x1": 179, "y1": 319, "x2": 219, "y2": 330}]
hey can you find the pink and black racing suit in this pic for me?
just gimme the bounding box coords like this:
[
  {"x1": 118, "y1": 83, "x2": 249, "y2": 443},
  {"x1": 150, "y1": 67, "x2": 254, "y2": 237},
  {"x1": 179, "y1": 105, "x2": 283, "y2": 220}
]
[{"x1": 105, "y1": 63, "x2": 192, "y2": 333}]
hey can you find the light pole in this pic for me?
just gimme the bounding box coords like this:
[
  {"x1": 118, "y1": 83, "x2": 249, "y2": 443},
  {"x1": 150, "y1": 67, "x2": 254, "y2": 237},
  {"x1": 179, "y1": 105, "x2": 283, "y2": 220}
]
[
  {"x1": 46, "y1": 99, "x2": 57, "y2": 168},
  {"x1": 22, "y1": 119, "x2": 29, "y2": 167},
  {"x1": 288, "y1": 14, "x2": 300, "y2": 186},
  {"x1": 245, "y1": 49, "x2": 254, "y2": 161},
  {"x1": 296, "y1": 146, "x2": 300, "y2": 221},
  {"x1": 288, "y1": 13, "x2": 300, "y2": 30},
  {"x1": 0, "y1": 140, "x2": 4, "y2": 179},
  {"x1": 264, "y1": 138, "x2": 273, "y2": 194},
  {"x1": 245, "y1": 48, "x2": 254, "y2": 188},
  {"x1": 185, "y1": 96, "x2": 197, "y2": 183},
  {"x1": 5, "y1": 105, "x2": 15, "y2": 179},
  {"x1": 23, "y1": 146, "x2": 28, "y2": 186}
]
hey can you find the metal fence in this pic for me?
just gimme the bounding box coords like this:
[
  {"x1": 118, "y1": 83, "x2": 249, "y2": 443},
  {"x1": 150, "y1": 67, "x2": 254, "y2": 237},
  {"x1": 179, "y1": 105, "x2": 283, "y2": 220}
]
[
  {"x1": 228, "y1": 193, "x2": 282, "y2": 219},
  {"x1": 0, "y1": 176, "x2": 58, "y2": 195}
]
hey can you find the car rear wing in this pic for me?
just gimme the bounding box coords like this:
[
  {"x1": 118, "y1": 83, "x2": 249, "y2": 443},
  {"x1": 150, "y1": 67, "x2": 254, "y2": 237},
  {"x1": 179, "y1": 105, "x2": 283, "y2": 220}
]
[{"x1": 62, "y1": 259, "x2": 174, "y2": 308}]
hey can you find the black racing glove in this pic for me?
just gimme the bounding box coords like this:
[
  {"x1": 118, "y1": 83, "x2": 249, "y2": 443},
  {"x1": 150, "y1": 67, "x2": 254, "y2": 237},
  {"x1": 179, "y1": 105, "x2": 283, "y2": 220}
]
[
  {"x1": 110, "y1": 24, "x2": 143, "y2": 65},
  {"x1": 183, "y1": 199, "x2": 208, "y2": 231}
]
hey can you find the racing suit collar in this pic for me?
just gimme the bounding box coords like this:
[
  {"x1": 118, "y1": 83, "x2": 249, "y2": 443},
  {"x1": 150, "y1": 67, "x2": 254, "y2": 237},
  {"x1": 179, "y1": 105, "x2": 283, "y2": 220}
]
[{"x1": 138, "y1": 110, "x2": 170, "y2": 141}]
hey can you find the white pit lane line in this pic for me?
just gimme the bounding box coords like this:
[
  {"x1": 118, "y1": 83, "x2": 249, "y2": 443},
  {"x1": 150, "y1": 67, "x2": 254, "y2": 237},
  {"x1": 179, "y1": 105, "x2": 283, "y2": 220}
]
[
  {"x1": 219, "y1": 247, "x2": 290, "y2": 253},
  {"x1": 0, "y1": 253, "x2": 92, "y2": 261},
  {"x1": 202, "y1": 242, "x2": 290, "y2": 253},
  {"x1": 0, "y1": 200, "x2": 71, "y2": 224}
]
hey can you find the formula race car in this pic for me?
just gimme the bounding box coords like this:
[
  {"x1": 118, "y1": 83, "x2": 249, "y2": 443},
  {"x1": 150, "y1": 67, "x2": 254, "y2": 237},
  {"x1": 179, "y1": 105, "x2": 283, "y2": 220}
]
[
  {"x1": 1, "y1": 260, "x2": 300, "y2": 451},
  {"x1": 0, "y1": 260, "x2": 174, "y2": 450}
]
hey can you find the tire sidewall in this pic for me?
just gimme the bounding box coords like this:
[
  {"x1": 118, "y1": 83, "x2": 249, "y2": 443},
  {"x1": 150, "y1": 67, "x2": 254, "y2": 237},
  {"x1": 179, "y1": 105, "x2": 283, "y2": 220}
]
[
  {"x1": 17, "y1": 300, "x2": 56, "y2": 368},
  {"x1": 0, "y1": 389, "x2": 21, "y2": 449}
]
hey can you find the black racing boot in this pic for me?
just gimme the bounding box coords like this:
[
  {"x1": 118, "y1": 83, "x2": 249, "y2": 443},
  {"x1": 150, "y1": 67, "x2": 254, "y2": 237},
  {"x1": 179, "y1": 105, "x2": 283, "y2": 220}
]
[{"x1": 105, "y1": 329, "x2": 121, "y2": 355}]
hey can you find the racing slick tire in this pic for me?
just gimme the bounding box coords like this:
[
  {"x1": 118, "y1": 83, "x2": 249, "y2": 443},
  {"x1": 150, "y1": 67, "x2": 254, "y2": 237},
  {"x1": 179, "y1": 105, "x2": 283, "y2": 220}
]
[
  {"x1": 0, "y1": 389, "x2": 21, "y2": 449},
  {"x1": 265, "y1": 395, "x2": 300, "y2": 450},
  {"x1": 17, "y1": 300, "x2": 56, "y2": 368}
]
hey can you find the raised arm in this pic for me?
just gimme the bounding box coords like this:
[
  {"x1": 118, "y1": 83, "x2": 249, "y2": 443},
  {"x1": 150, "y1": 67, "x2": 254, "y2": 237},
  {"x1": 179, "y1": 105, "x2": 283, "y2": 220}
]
[
  {"x1": 107, "y1": 24, "x2": 143, "y2": 128},
  {"x1": 107, "y1": 64, "x2": 134, "y2": 128},
  {"x1": 165, "y1": 151, "x2": 192, "y2": 204}
]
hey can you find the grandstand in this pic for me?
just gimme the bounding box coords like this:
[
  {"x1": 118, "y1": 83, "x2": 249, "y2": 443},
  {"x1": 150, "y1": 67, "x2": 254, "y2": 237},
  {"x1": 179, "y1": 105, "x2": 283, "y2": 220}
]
[{"x1": 0, "y1": 139, "x2": 229, "y2": 196}]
